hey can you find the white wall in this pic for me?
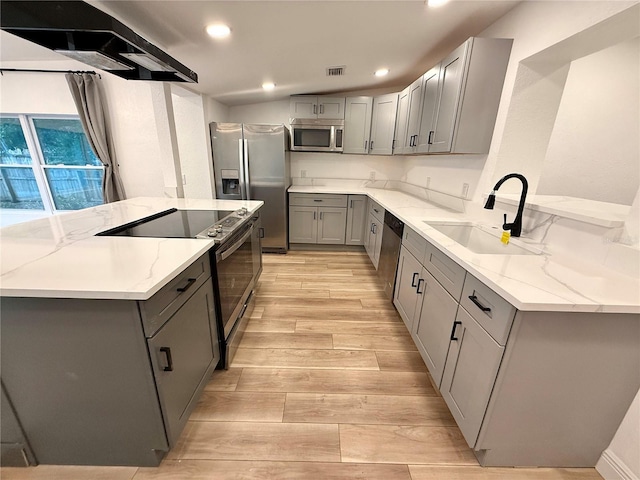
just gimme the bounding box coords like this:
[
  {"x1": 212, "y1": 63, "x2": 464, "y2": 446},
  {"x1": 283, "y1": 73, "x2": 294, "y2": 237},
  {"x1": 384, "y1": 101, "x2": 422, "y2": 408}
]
[
  {"x1": 172, "y1": 86, "x2": 215, "y2": 199},
  {"x1": 536, "y1": 37, "x2": 639, "y2": 205},
  {"x1": 229, "y1": 99, "x2": 290, "y2": 125}
]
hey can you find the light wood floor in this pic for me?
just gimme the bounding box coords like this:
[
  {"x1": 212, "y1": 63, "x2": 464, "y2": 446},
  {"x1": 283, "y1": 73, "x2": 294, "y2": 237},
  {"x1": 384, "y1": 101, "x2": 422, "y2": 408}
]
[{"x1": 1, "y1": 251, "x2": 603, "y2": 480}]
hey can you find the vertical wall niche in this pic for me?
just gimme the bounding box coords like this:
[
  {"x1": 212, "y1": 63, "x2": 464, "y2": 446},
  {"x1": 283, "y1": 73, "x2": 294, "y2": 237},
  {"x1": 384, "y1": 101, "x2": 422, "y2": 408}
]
[{"x1": 491, "y1": 5, "x2": 640, "y2": 206}]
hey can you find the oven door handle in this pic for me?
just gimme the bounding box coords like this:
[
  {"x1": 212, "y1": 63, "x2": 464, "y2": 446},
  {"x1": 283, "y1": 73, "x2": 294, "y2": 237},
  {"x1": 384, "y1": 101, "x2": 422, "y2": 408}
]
[{"x1": 216, "y1": 225, "x2": 253, "y2": 262}]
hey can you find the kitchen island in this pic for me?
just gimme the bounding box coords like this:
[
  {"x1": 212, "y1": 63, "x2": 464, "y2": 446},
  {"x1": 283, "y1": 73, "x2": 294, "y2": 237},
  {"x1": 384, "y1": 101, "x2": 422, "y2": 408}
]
[{"x1": 0, "y1": 197, "x2": 263, "y2": 467}]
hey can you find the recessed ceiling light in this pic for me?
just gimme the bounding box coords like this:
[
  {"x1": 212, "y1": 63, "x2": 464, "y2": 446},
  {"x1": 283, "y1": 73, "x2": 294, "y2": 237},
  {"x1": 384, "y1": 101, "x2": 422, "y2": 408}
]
[
  {"x1": 374, "y1": 68, "x2": 389, "y2": 77},
  {"x1": 262, "y1": 82, "x2": 276, "y2": 91},
  {"x1": 427, "y1": 0, "x2": 449, "y2": 7},
  {"x1": 206, "y1": 24, "x2": 231, "y2": 39}
]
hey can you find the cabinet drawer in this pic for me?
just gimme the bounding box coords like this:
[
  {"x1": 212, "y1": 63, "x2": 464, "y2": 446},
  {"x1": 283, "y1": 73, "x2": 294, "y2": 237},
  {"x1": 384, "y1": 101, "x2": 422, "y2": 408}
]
[
  {"x1": 140, "y1": 253, "x2": 212, "y2": 337},
  {"x1": 368, "y1": 199, "x2": 385, "y2": 222},
  {"x1": 402, "y1": 227, "x2": 428, "y2": 261},
  {"x1": 423, "y1": 243, "x2": 466, "y2": 300},
  {"x1": 460, "y1": 274, "x2": 515, "y2": 345},
  {"x1": 289, "y1": 193, "x2": 347, "y2": 207}
]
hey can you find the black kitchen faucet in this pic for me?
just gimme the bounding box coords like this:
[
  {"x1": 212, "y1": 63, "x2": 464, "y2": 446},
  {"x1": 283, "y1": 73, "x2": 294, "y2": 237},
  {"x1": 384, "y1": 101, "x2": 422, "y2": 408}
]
[{"x1": 484, "y1": 173, "x2": 529, "y2": 237}]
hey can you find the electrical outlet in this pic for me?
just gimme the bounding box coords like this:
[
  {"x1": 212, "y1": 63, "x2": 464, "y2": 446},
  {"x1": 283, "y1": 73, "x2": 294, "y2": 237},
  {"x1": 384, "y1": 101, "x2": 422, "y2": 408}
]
[
  {"x1": 182, "y1": 174, "x2": 187, "y2": 185},
  {"x1": 301, "y1": 170, "x2": 307, "y2": 178},
  {"x1": 462, "y1": 183, "x2": 469, "y2": 198},
  {"x1": 369, "y1": 171, "x2": 376, "y2": 181}
]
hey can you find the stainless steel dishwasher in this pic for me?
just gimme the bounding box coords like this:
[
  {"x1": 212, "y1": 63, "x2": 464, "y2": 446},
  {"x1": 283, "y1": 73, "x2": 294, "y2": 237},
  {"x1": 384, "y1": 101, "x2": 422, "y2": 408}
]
[{"x1": 378, "y1": 211, "x2": 404, "y2": 301}]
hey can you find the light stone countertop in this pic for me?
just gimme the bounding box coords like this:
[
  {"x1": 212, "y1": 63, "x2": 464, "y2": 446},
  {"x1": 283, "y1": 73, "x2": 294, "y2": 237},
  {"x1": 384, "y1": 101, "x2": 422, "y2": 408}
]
[
  {"x1": 0, "y1": 197, "x2": 263, "y2": 300},
  {"x1": 289, "y1": 185, "x2": 640, "y2": 314}
]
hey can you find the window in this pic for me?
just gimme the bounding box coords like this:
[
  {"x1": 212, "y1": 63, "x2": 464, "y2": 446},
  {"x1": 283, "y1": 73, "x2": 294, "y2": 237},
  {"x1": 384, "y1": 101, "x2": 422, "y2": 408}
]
[{"x1": 0, "y1": 115, "x2": 104, "y2": 212}]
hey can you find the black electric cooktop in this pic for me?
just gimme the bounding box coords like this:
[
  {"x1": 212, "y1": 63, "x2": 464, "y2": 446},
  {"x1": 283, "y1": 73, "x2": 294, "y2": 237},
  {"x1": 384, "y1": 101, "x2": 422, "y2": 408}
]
[{"x1": 97, "y1": 209, "x2": 236, "y2": 238}]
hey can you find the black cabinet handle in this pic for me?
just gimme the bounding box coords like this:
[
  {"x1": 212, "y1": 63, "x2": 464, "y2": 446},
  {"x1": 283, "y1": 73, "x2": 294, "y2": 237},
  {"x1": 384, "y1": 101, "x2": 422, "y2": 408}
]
[
  {"x1": 450, "y1": 321, "x2": 462, "y2": 341},
  {"x1": 411, "y1": 272, "x2": 419, "y2": 288},
  {"x1": 160, "y1": 347, "x2": 173, "y2": 371},
  {"x1": 469, "y1": 295, "x2": 491, "y2": 312},
  {"x1": 428, "y1": 131, "x2": 434, "y2": 145},
  {"x1": 313, "y1": 199, "x2": 323, "y2": 202},
  {"x1": 259, "y1": 227, "x2": 265, "y2": 238},
  {"x1": 416, "y1": 278, "x2": 425, "y2": 294},
  {"x1": 177, "y1": 277, "x2": 197, "y2": 293}
]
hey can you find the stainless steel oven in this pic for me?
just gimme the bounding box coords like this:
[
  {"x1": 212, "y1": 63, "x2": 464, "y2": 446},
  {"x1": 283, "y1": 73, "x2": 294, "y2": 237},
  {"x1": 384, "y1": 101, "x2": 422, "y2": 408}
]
[{"x1": 96, "y1": 206, "x2": 262, "y2": 368}]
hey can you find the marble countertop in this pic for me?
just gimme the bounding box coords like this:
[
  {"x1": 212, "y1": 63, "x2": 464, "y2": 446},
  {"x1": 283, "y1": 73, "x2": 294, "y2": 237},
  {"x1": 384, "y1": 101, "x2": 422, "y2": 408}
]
[
  {"x1": 289, "y1": 185, "x2": 640, "y2": 314},
  {"x1": 0, "y1": 197, "x2": 263, "y2": 300}
]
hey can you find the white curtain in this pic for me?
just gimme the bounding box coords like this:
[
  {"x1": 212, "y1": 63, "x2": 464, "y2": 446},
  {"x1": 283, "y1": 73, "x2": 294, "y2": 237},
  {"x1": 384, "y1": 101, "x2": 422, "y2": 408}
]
[{"x1": 65, "y1": 73, "x2": 126, "y2": 203}]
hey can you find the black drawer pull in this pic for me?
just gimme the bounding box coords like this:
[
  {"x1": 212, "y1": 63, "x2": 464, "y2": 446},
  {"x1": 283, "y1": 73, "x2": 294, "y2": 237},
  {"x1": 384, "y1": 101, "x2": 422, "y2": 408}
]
[
  {"x1": 411, "y1": 272, "x2": 419, "y2": 288},
  {"x1": 469, "y1": 295, "x2": 491, "y2": 313},
  {"x1": 313, "y1": 199, "x2": 323, "y2": 202},
  {"x1": 160, "y1": 347, "x2": 173, "y2": 371},
  {"x1": 259, "y1": 227, "x2": 265, "y2": 238},
  {"x1": 177, "y1": 278, "x2": 197, "y2": 293},
  {"x1": 450, "y1": 321, "x2": 462, "y2": 341},
  {"x1": 416, "y1": 278, "x2": 425, "y2": 294}
]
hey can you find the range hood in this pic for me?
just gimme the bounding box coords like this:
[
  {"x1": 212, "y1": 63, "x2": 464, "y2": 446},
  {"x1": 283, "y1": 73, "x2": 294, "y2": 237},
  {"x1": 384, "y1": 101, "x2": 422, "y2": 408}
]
[{"x1": 0, "y1": 0, "x2": 198, "y2": 83}]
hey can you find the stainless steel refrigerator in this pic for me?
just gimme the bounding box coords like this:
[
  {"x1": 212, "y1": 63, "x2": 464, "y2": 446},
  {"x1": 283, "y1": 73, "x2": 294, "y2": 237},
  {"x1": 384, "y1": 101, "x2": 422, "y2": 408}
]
[{"x1": 210, "y1": 123, "x2": 290, "y2": 253}]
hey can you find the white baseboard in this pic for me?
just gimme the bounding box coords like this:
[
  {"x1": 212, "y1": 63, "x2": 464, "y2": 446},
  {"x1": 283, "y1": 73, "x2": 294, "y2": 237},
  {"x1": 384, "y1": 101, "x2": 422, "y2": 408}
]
[{"x1": 596, "y1": 449, "x2": 639, "y2": 480}]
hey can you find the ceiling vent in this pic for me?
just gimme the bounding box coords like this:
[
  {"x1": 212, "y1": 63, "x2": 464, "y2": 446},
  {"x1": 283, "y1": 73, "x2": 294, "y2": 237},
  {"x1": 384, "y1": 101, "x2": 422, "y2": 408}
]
[{"x1": 326, "y1": 66, "x2": 345, "y2": 77}]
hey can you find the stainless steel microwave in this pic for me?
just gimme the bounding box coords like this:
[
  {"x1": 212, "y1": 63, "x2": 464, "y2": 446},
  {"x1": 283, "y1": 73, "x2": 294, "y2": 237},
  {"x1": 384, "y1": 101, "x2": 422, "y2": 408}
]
[{"x1": 290, "y1": 118, "x2": 344, "y2": 153}]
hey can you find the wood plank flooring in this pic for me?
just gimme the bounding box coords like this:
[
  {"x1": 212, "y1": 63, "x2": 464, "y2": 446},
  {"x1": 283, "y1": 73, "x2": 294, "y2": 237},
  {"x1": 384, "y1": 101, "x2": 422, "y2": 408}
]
[{"x1": 0, "y1": 251, "x2": 603, "y2": 480}]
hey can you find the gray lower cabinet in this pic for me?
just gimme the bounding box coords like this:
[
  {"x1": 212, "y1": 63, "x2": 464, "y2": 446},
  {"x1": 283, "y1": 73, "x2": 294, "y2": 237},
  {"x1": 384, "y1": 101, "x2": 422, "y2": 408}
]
[
  {"x1": 148, "y1": 280, "x2": 217, "y2": 446},
  {"x1": 0, "y1": 253, "x2": 220, "y2": 466},
  {"x1": 364, "y1": 199, "x2": 385, "y2": 268},
  {"x1": 289, "y1": 193, "x2": 366, "y2": 246},
  {"x1": 439, "y1": 306, "x2": 505, "y2": 447},
  {"x1": 413, "y1": 267, "x2": 460, "y2": 387},
  {"x1": 394, "y1": 226, "x2": 640, "y2": 467},
  {"x1": 393, "y1": 246, "x2": 423, "y2": 331},
  {"x1": 345, "y1": 195, "x2": 367, "y2": 245}
]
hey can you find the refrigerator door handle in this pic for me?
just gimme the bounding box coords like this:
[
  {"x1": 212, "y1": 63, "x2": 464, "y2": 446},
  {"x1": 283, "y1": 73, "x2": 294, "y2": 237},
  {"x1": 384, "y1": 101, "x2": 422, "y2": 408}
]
[
  {"x1": 243, "y1": 139, "x2": 250, "y2": 200},
  {"x1": 238, "y1": 139, "x2": 247, "y2": 199}
]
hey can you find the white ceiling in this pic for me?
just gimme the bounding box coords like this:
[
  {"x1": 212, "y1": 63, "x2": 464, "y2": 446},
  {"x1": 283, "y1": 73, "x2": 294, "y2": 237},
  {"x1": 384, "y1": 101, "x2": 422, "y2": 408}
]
[{"x1": 1, "y1": 0, "x2": 521, "y2": 106}]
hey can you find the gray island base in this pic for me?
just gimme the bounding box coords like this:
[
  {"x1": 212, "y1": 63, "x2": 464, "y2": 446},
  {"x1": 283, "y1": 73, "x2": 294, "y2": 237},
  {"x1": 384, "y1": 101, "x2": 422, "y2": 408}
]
[{"x1": 0, "y1": 253, "x2": 220, "y2": 466}]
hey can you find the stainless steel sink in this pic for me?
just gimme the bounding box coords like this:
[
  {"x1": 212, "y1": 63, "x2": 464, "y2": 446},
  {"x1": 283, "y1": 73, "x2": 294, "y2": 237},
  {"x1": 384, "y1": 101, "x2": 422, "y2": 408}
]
[{"x1": 424, "y1": 221, "x2": 541, "y2": 255}]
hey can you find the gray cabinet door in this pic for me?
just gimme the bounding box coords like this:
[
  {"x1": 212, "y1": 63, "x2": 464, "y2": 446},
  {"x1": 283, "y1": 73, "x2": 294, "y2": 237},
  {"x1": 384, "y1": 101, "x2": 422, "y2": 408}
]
[
  {"x1": 413, "y1": 268, "x2": 459, "y2": 388},
  {"x1": 440, "y1": 306, "x2": 505, "y2": 448},
  {"x1": 289, "y1": 206, "x2": 318, "y2": 243},
  {"x1": 148, "y1": 280, "x2": 216, "y2": 446},
  {"x1": 370, "y1": 93, "x2": 399, "y2": 155},
  {"x1": 393, "y1": 85, "x2": 411, "y2": 155},
  {"x1": 317, "y1": 207, "x2": 347, "y2": 244},
  {"x1": 344, "y1": 97, "x2": 373, "y2": 154},
  {"x1": 393, "y1": 246, "x2": 423, "y2": 332},
  {"x1": 318, "y1": 97, "x2": 345, "y2": 119},
  {"x1": 345, "y1": 195, "x2": 367, "y2": 245},
  {"x1": 290, "y1": 96, "x2": 318, "y2": 118},
  {"x1": 415, "y1": 65, "x2": 441, "y2": 154},
  {"x1": 404, "y1": 76, "x2": 424, "y2": 153},
  {"x1": 429, "y1": 41, "x2": 470, "y2": 153}
]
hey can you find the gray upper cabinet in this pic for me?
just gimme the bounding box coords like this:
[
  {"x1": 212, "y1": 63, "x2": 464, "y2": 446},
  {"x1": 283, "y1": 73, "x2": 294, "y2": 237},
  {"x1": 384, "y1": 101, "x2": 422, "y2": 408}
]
[
  {"x1": 392, "y1": 85, "x2": 411, "y2": 155},
  {"x1": 369, "y1": 93, "x2": 399, "y2": 155},
  {"x1": 394, "y1": 77, "x2": 423, "y2": 154},
  {"x1": 415, "y1": 65, "x2": 441, "y2": 153},
  {"x1": 343, "y1": 96, "x2": 373, "y2": 154},
  {"x1": 404, "y1": 77, "x2": 424, "y2": 154},
  {"x1": 290, "y1": 96, "x2": 345, "y2": 119},
  {"x1": 419, "y1": 37, "x2": 513, "y2": 154}
]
